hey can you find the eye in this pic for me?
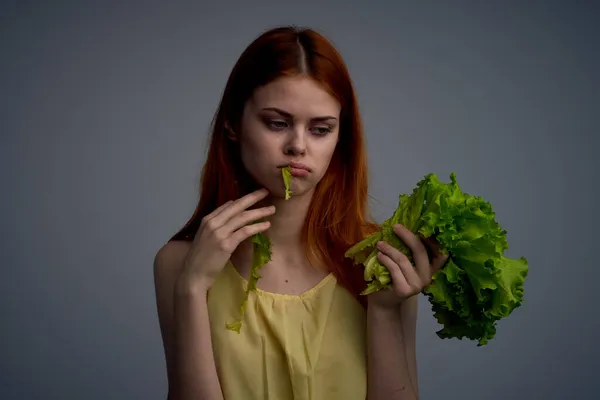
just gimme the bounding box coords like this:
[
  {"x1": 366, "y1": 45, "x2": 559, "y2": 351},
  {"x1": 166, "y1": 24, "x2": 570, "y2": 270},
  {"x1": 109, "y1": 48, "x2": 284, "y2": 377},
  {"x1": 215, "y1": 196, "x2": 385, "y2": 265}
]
[
  {"x1": 266, "y1": 120, "x2": 288, "y2": 131},
  {"x1": 311, "y1": 126, "x2": 333, "y2": 136}
]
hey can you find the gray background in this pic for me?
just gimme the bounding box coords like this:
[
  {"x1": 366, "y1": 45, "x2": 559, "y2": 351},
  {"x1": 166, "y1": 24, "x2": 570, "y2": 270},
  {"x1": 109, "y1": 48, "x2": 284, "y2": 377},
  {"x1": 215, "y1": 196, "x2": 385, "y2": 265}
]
[{"x1": 1, "y1": 0, "x2": 598, "y2": 399}]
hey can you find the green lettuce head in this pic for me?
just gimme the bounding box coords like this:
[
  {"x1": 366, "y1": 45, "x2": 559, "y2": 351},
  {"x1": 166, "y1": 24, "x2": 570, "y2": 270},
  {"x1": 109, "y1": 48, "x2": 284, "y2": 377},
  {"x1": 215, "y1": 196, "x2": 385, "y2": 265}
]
[{"x1": 345, "y1": 173, "x2": 528, "y2": 346}]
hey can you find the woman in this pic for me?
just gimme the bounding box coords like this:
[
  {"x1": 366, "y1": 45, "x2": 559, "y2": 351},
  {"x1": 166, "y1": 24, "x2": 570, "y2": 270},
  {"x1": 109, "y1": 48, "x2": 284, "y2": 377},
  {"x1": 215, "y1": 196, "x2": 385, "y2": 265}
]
[{"x1": 153, "y1": 26, "x2": 448, "y2": 400}]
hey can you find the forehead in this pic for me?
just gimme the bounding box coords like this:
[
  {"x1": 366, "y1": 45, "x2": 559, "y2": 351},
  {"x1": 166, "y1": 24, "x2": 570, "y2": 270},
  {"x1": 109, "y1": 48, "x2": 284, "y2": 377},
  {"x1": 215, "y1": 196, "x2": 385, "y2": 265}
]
[{"x1": 248, "y1": 76, "x2": 341, "y2": 117}]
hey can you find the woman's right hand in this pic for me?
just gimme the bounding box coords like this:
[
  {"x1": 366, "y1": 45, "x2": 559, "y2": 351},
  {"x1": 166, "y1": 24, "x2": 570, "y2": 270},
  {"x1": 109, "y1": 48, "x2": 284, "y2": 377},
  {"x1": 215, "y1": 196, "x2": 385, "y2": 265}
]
[{"x1": 176, "y1": 188, "x2": 275, "y2": 294}]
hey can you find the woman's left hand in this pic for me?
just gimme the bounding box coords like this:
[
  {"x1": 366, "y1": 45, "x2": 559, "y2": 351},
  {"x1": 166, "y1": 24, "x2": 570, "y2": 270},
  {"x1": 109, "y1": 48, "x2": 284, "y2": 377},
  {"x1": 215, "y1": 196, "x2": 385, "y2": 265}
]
[{"x1": 368, "y1": 224, "x2": 449, "y2": 310}]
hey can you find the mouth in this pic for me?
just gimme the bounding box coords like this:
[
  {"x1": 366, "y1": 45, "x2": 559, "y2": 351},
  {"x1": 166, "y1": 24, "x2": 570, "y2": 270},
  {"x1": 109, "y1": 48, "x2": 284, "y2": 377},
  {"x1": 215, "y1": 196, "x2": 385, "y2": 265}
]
[
  {"x1": 279, "y1": 161, "x2": 311, "y2": 177},
  {"x1": 287, "y1": 161, "x2": 311, "y2": 171}
]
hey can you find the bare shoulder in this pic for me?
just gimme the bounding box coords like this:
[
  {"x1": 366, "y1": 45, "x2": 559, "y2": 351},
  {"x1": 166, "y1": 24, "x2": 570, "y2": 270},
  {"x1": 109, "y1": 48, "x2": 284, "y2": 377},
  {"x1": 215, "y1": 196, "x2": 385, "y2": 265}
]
[
  {"x1": 153, "y1": 240, "x2": 193, "y2": 304},
  {"x1": 153, "y1": 240, "x2": 193, "y2": 391},
  {"x1": 154, "y1": 240, "x2": 192, "y2": 281}
]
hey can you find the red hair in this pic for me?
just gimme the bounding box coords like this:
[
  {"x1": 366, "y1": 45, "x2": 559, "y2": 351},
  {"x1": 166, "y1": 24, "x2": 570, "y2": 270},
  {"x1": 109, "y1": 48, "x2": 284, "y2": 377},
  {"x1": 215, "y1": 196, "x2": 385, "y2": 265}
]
[{"x1": 169, "y1": 26, "x2": 378, "y2": 307}]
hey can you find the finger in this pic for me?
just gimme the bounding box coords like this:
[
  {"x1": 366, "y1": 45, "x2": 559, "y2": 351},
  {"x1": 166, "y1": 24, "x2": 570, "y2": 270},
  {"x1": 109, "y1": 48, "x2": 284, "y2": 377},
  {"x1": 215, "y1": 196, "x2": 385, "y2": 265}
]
[
  {"x1": 420, "y1": 236, "x2": 449, "y2": 274},
  {"x1": 213, "y1": 188, "x2": 270, "y2": 225},
  {"x1": 420, "y1": 235, "x2": 437, "y2": 260},
  {"x1": 393, "y1": 224, "x2": 430, "y2": 282},
  {"x1": 421, "y1": 235, "x2": 444, "y2": 257},
  {"x1": 228, "y1": 220, "x2": 271, "y2": 246},
  {"x1": 376, "y1": 252, "x2": 412, "y2": 294},
  {"x1": 377, "y1": 242, "x2": 423, "y2": 288},
  {"x1": 431, "y1": 253, "x2": 449, "y2": 274},
  {"x1": 204, "y1": 200, "x2": 234, "y2": 221},
  {"x1": 222, "y1": 205, "x2": 276, "y2": 233}
]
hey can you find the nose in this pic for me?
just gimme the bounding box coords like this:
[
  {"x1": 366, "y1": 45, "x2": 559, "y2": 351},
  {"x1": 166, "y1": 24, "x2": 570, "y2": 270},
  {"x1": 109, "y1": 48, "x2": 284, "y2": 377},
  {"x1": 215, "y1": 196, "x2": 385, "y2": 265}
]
[{"x1": 283, "y1": 129, "x2": 306, "y2": 156}]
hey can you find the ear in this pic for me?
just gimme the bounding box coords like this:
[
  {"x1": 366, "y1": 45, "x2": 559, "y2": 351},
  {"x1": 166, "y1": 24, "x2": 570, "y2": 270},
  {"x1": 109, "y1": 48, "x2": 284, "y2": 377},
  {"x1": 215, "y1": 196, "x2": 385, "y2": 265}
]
[{"x1": 225, "y1": 121, "x2": 238, "y2": 142}]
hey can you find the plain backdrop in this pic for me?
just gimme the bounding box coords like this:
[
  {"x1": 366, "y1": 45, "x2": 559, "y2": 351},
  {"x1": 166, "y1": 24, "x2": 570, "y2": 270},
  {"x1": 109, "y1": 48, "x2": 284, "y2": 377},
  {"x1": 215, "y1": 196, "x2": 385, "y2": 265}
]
[{"x1": 1, "y1": 1, "x2": 598, "y2": 399}]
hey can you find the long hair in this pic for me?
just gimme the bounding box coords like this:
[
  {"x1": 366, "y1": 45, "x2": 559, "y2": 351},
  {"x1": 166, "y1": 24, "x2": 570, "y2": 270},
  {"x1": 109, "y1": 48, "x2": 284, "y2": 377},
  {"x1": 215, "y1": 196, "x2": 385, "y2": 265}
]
[{"x1": 169, "y1": 26, "x2": 378, "y2": 307}]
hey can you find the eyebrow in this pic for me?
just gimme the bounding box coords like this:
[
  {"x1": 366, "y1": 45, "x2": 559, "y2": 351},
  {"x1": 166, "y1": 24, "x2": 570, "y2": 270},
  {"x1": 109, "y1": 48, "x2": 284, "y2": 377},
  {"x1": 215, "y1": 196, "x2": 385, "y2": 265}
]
[{"x1": 261, "y1": 107, "x2": 337, "y2": 122}]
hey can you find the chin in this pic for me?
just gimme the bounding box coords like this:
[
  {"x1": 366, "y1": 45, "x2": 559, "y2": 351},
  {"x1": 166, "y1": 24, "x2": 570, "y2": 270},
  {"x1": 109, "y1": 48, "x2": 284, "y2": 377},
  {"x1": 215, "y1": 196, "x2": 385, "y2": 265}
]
[{"x1": 284, "y1": 182, "x2": 317, "y2": 199}]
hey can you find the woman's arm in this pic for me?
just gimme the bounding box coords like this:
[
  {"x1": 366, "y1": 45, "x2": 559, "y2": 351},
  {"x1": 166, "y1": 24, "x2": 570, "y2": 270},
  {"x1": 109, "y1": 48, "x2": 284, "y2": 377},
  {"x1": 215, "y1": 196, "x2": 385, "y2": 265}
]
[
  {"x1": 154, "y1": 242, "x2": 224, "y2": 400},
  {"x1": 366, "y1": 295, "x2": 419, "y2": 400},
  {"x1": 366, "y1": 224, "x2": 448, "y2": 400}
]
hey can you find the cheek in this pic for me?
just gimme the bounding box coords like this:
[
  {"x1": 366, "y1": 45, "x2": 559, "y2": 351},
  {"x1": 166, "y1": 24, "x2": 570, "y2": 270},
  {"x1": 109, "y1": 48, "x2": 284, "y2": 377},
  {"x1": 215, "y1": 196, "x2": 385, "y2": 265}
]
[
  {"x1": 316, "y1": 136, "x2": 339, "y2": 172},
  {"x1": 239, "y1": 140, "x2": 262, "y2": 171},
  {"x1": 239, "y1": 114, "x2": 276, "y2": 155},
  {"x1": 238, "y1": 118, "x2": 262, "y2": 160},
  {"x1": 238, "y1": 131, "x2": 274, "y2": 181}
]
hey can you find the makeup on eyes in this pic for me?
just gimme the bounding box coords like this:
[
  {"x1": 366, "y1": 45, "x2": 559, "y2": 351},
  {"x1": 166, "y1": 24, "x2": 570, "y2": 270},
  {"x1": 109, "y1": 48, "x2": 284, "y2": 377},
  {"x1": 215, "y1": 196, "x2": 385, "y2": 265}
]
[{"x1": 260, "y1": 108, "x2": 336, "y2": 135}]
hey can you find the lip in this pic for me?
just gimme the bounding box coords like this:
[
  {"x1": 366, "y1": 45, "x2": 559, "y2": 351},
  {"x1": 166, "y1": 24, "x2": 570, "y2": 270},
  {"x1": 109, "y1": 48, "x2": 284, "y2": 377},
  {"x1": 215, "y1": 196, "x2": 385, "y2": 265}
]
[{"x1": 287, "y1": 161, "x2": 311, "y2": 172}]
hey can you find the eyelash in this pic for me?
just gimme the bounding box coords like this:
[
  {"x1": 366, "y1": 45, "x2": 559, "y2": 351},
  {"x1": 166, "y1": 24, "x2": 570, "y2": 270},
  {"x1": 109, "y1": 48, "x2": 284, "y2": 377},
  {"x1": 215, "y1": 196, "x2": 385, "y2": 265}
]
[{"x1": 266, "y1": 120, "x2": 333, "y2": 136}]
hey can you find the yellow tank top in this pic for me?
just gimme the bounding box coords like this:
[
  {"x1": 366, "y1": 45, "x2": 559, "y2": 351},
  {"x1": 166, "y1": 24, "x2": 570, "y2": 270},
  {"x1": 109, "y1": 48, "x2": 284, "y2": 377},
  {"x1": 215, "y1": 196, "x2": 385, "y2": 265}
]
[{"x1": 207, "y1": 261, "x2": 367, "y2": 400}]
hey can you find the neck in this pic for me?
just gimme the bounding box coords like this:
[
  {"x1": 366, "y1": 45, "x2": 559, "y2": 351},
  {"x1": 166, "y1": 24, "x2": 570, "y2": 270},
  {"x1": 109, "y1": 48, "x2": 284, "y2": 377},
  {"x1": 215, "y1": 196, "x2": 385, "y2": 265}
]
[
  {"x1": 262, "y1": 190, "x2": 313, "y2": 254},
  {"x1": 233, "y1": 190, "x2": 314, "y2": 266},
  {"x1": 266, "y1": 193, "x2": 312, "y2": 239}
]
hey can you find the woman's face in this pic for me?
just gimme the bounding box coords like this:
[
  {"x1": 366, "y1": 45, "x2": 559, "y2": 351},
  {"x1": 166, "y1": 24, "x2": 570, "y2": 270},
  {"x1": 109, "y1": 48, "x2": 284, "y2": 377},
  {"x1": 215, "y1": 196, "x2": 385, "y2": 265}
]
[{"x1": 236, "y1": 76, "x2": 341, "y2": 199}]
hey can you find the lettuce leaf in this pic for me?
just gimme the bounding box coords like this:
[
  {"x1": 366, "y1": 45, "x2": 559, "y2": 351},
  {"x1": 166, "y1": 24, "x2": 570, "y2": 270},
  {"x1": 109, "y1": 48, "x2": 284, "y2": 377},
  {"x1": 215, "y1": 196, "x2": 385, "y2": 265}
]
[
  {"x1": 345, "y1": 173, "x2": 528, "y2": 345},
  {"x1": 282, "y1": 166, "x2": 293, "y2": 200},
  {"x1": 226, "y1": 167, "x2": 294, "y2": 332},
  {"x1": 226, "y1": 231, "x2": 272, "y2": 333}
]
